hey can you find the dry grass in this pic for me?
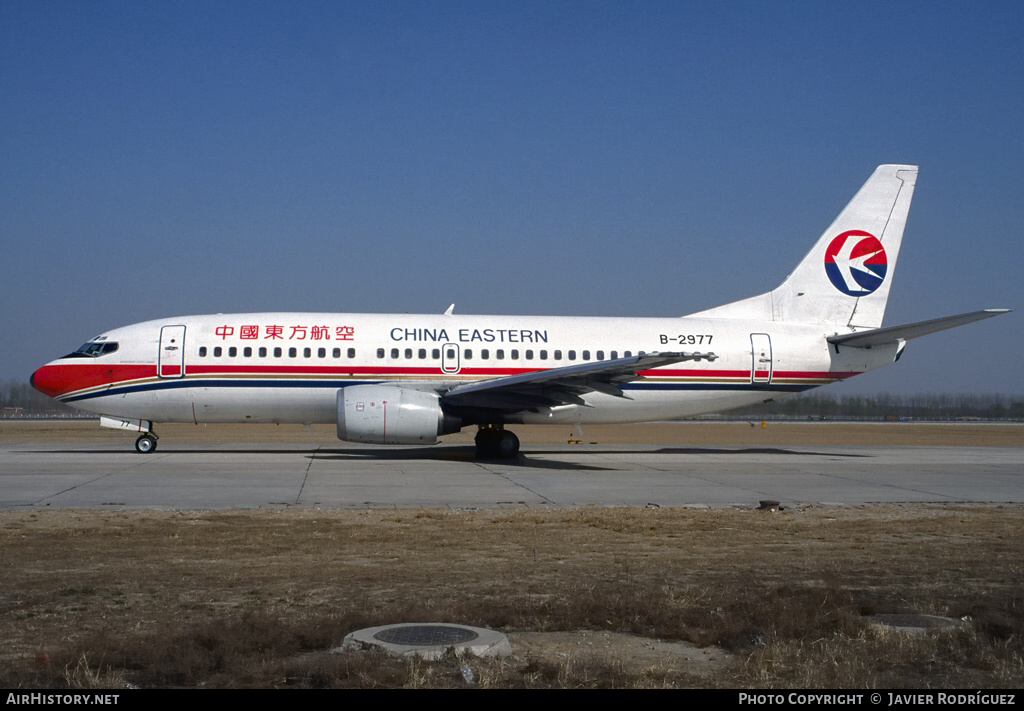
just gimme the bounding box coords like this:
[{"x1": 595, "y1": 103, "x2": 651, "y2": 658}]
[{"x1": 2, "y1": 505, "x2": 1022, "y2": 688}]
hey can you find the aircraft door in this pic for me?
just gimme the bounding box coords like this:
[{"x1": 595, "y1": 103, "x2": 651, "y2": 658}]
[
  {"x1": 159, "y1": 325, "x2": 187, "y2": 378},
  {"x1": 750, "y1": 333, "x2": 772, "y2": 384},
  {"x1": 441, "y1": 342, "x2": 460, "y2": 374}
]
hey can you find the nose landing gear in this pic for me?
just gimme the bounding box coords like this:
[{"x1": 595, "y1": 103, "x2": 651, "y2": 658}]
[{"x1": 135, "y1": 433, "x2": 158, "y2": 453}]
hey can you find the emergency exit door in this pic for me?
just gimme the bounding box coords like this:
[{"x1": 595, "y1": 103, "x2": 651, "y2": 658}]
[
  {"x1": 159, "y1": 325, "x2": 186, "y2": 378},
  {"x1": 750, "y1": 333, "x2": 772, "y2": 384}
]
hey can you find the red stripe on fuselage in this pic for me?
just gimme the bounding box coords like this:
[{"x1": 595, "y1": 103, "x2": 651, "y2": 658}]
[
  {"x1": 184, "y1": 364, "x2": 537, "y2": 377},
  {"x1": 32, "y1": 361, "x2": 862, "y2": 400}
]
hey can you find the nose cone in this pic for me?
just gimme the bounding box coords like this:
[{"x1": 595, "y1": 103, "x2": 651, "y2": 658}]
[{"x1": 31, "y1": 363, "x2": 68, "y2": 399}]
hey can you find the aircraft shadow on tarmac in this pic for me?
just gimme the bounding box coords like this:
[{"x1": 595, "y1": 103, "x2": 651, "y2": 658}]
[
  {"x1": 317, "y1": 446, "x2": 867, "y2": 471},
  {"x1": 23, "y1": 449, "x2": 867, "y2": 474},
  {"x1": 32, "y1": 446, "x2": 868, "y2": 468},
  {"x1": 316, "y1": 445, "x2": 869, "y2": 461},
  {"x1": 26, "y1": 446, "x2": 612, "y2": 471},
  {"x1": 315, "y1": 447, "x2": 614, "y2": 471}
]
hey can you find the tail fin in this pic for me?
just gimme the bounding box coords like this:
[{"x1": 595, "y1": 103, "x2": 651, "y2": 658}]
[{"x1": 689, "y1": 165, "x2": 918, "y2": 328}]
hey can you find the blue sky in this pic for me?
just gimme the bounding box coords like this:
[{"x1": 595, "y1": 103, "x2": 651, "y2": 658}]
[{"x1": 2, "y1": 1, "x2": 1021, "y2": 396}]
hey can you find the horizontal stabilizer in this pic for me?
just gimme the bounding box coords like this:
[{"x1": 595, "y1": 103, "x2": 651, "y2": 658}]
[{"x1": 827, "y1": 309, "x2": 1010, "y2": 348}]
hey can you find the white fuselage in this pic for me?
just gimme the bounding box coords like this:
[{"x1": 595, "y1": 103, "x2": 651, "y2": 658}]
[{"x1": 34, "y1": 311, "x2": 898, "y2": 427}]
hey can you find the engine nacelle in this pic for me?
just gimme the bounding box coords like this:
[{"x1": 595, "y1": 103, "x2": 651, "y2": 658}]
[{"x1": 337, "y1": 385, "x2": 460, "y2": 444}]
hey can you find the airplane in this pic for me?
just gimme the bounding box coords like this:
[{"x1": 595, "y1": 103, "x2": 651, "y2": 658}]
[{"x1": 31, "y1": 165, "x2": 1010, "y2": 457}]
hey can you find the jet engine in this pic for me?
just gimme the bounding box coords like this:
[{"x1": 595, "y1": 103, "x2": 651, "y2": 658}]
[{"x1": 337, "y1": 385, "x2": 460, "y2": 444}]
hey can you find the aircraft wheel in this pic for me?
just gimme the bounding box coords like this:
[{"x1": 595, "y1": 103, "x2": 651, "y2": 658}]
[
  {"x1": 474, "y1": 428, "x2": 499, "y2": 458},
  {"x1": 135, "y1": 434, "x2": 158, "y2": 454},
  {"x1": 496, "y1": 430, "x2": 520, "y2": 458}
]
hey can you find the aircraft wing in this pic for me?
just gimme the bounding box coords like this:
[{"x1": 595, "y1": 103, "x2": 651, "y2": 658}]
[
  {"x1": 442, "y1": 351, "x2": 717, "y2": 411},
  {"x1": 827, "y1": 309, "x2": 1010, "y2": 349}
]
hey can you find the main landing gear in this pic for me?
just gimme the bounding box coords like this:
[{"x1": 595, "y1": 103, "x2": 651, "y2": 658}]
[
  {"x1": 474, "y1": 425, "x2": 520, "y2": 459},
  {"x1": 135, "y1": 433, "x2": 158, "y2": 453}
]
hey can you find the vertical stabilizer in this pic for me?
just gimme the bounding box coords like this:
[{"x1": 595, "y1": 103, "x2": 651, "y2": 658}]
[{"x1": 689, "y1": 165, "x2": 917, "y2": 329}]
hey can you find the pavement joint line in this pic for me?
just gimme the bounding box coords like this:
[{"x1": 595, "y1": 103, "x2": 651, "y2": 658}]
[
  {"x1": 477, "y1": 462, "x2": 556, "y2": 505},
  {"x1": 34, "y1": 470, "x2": 119, "y2": 506},
  {"x1": 32, "y1": 449, "x2": 173, "y2": 506},
  {"x1": 296, "y1": 445, "x2": 321, "y2": 505}
]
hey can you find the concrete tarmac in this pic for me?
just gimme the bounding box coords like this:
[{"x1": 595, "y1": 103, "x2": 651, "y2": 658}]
[{"x1": 1, "y1": 441, "x2": 1021, "y2": 509}]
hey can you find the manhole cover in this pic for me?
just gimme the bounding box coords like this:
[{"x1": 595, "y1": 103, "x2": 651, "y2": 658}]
[
  {"x1": 338, "y1": 623, "x2": 510, "y2": 659},
  {"x1": 374, "y1": 624, "x2": 479, "y2": 646}
]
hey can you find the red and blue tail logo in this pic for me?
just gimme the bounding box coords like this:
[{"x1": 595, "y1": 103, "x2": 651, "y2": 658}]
[{"x1": 824, "y1": 230, "x2": 888, "y2": 296}]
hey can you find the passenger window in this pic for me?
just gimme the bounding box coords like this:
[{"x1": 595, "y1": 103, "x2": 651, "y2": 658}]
[
  {"x1": 390, "y1": 348, "x2": 399, "y2": 359},
  {"x1": 333, "y1": 348, "x2": 341, "y2": 358},
  {"x1": 289, "y1": 347, "x2": 297, "y2": 358},
  {"x1": 432, "y1": 348, "x2": 440, "y2": 359},
  {"x1": 259, "y1": 347, "x2": 267, "y2": 357},
  {"x1": 582, "y1": 350, "x2": 590, "y2": 360},
  {"x1": 274, "y1": 347, "x2": 282, "y2": 358},
  {"x1": 511, "y1": 349, "x2": 519, "y2": 359},
  {"x1": 539, "y1": 350, "x2": 548, "y2": 360},
  {"x1": 243, "y1": 347, "x2": 252, "y2": 357},
  {"x1": 554, "y1": 350, "x2": 562, "y2": 360},
  {"x1": 214, "y1": 347, "x2": 222, "y2": 357},
  {"x1": 228, "y1": 347, "x2": 237, "y2": 357},
  {"x1": 318, "y1": 348, "x2": 326, "y2": 358},
  {"x1": 348, "y1": 348, "x2": 356, "y2": 358},
  {"x1": 304, "y1": 347, "x2": 311, "y2": 358},
  {"x1": 624, "y1": 351, "x2": 631, "y2": 358},
  {"x1": 419, "y1": 348, "x2": 427, "y2": 359},
  {"x1": 525, "y1": 350, "x2": 534, "y2": 360},
  {"x1": 568, "y1": 350, "x2": 576, "y2": 360},
  {"x1": 610, "y1": 351, "x2": 617, "y2": 360},
  {"x1": 199, "y1": 347, "x2": 207, "y2": 357},
  {"x1": 405, "y1": 348, "x2": 413, "y2": 359},
  {"x1": 496, "y1": 350, "x2": 504, "y2": 360},
  {"x1": 377, "y1": 348, "x2": 385, "y2": 358},
  {"x1": 481, "y1": 349, "x2": 489, "y2": 359}
]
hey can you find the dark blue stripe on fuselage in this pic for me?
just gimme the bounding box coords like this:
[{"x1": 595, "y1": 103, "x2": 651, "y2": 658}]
[{"x1": 61, "y1": 378, "x2": 381, "y2": 403}]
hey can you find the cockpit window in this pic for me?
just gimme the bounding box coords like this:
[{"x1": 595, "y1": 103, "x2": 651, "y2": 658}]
[{"x1": 64, "y1": 341, "x2": 119, "y2": 358}]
